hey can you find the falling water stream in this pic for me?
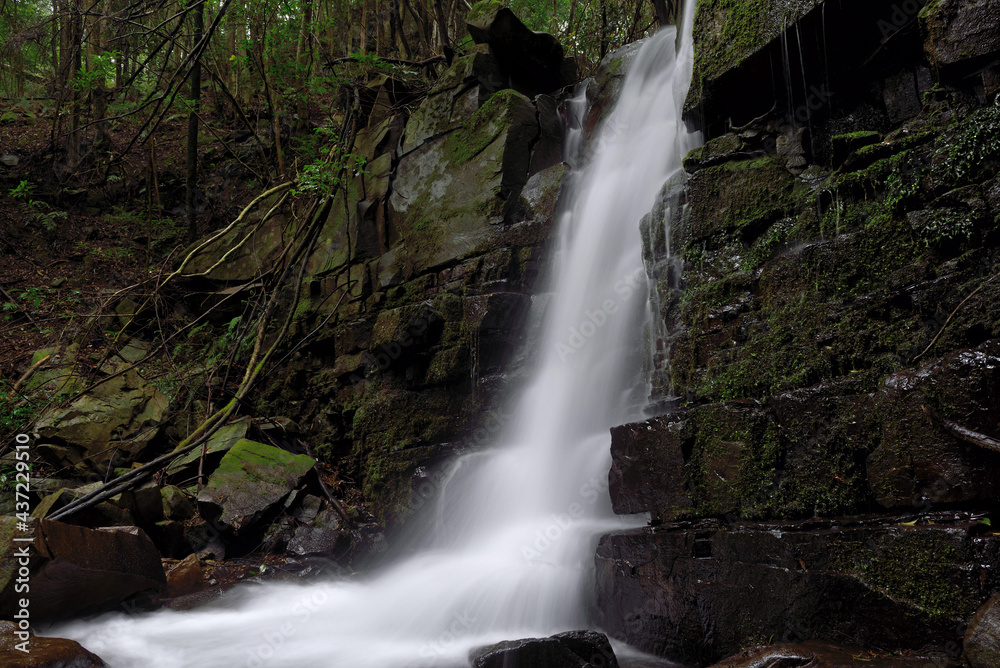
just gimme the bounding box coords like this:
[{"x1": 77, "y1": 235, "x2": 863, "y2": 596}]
[{"x1": 52, "y1": 3, "x2": 700, "y2": 665}]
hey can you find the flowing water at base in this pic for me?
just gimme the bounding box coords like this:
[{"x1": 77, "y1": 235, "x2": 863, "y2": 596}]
[{"x1": 51, "y1": 4, "x2": 700, "y2": 665}]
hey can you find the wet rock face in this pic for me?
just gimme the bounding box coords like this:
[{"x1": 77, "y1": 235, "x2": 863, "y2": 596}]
[
  {"x1": 622, "y1": 0, "x2": 1000, "y2": 654},
  {"x1": 965, "y1": 593, "x2": 1000, "y2": 668},
  {"x1": 610, "y1": 385, "x2": 879, "y2": 522},
  {"x1": 868, "y1": 341, "x2": 1000, "y2": 510},
  {"x1": 471, "y1": 631, "x2": 619, "y2": 668},
  {"x1": 595, "y1": 520, "x2": 999, "y2": 666},
  {"x1": 0, "y1": 518, "x2": 165, "y2": 622},
  {"x1": 0, "y1": 620, "x2": 107, "y2": 667},
  {"x1": 921, "y1": 0, "x2": 1000, "y2": 76},
  {"x1": 611, "y1": 335, "x2": 1000, "y2": 524}
]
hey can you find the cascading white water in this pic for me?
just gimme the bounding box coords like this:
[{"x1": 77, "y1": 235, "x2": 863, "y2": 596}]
[{"x1": 51, "y1": 4, "x2": 700, "y2": 666}]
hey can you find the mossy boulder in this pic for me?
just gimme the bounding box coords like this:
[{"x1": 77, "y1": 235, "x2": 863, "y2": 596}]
[
  {"x1": 196, "y1": 439, "x2": 315, "y2": 533},
  {"x1": 402, "y1": 47, "x2": 505, "y2": 153},
  {"x1": 34, "y1": 366, "x2": 169, "y2": 474},
  {"x1": 165, "y1": 415, "x2": 250, "y2": 477}
]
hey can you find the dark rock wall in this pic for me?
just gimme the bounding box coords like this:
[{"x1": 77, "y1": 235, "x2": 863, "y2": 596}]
[{"x1": 600, "y1": 0, "x2": 1000, "y2": 664}]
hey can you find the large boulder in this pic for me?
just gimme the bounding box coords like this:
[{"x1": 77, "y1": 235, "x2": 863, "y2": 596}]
[
  {"x1": 0, "y1": 518, "x2": 165, "y2": 622},
  {"x1": 34, "y1": 359, "x2": 168, "y2": 474},
  {"x1": 387, "y1": 89, "x2": 539, "y2": 278},
  {"x1": 595, "y1": 520, "x2": 999, "y2": 666},
  {"x1": 401, "y1": 46, "x2": 506, "y2": 153},
  {"x1": 196, "y1": 439, "x2": 315, "y2": 533},
  {"x1": 165, "y1": 415, "x2": 251, "y2": 477},
  {"x1": 0, "y1": 621, "x2": 106, "y2": 667},
  {"x1": 471, "y1": 631, "x2": 619, "y2": 668}
]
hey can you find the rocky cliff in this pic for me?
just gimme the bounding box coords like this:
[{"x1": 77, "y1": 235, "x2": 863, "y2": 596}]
[
  {"x1": 166, "y1": 6, "x2": 576, "y2": 528},
  {"x1": 597, "y1": 0, "x2": 1000, "y2": 665}
]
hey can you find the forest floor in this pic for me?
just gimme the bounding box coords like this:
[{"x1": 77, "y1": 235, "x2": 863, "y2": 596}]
[{"x1": 0, "y1": 95, "x2": 276, "y2": 385}]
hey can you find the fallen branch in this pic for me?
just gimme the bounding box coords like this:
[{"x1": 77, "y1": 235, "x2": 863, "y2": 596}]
[
  {"x1": 324, "y1": 54, "x2": 445, "y2": 70},
  {"x1": 911, "y1": 272, "x2": 999, "y2": 363},
  {"x1": 300, "y1": 439, "x2": 353, "y2": 528},
  {"x1": 8, "y1": 354, "x2": 51, "y2": 398},
  {"x1": 922, "y1": 405, "x2": 1000, "y2": 454},
  {"x1": 48, "y1": 428, "x2": 217, "y2": 521}
]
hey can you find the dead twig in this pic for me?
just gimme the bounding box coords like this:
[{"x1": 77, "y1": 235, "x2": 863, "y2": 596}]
[
  {"x1": 911, "y1": 272, "x2": 998, "y2": 363},
  {"x1": 922, "y1": 405, "x2": 1000, "y2": 454}
]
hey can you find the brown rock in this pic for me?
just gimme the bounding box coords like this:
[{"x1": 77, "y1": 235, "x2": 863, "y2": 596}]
[
  {"x1": 0, "y1": 621, "x2": 106, "y2": 667},
  {"x1": 0, "y1": 518, "x2": 165, "y2": 622},
  {"x1": 165, "y1": 553, "x2": 204, "y2": 598},
  {"x1": 965, "y1": 592, "x2": 1000, "y2": 668}
]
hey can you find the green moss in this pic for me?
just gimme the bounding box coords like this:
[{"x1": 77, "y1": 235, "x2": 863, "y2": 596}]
[
  {"x1": 692, "y1": 0, "x2": 771, "y2": 85},
  {"x1": 843, "y1": 531, "x2": 972, "y2": 619},
  {"x1": 444, "y1": 89, "x2": 521, "y2": 165},
  {"x1": 689, "y1": 156, "x2": 796, "y2": 243},
  {"x1": 212, "y1": 439, "x2": 315, "y2": 486},
  {"x1": 832, "y1": 130, "x2": 880, "y2": 142}
]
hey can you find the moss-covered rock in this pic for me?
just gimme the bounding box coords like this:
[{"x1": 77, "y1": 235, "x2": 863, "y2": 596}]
[
  {"x1": 196, "y1": 439, "x2": 315, "y2": 533},
  {"x1": 687, "y1": 0, "x2": 823, "y2": 111},
  {"x1": 686, "y1": 156, "x2": 796, "y2": 245},
  {"x1": 920, "y1": 0, "x2": 1000, "y2": 73},
  {"x1": 34, "y1": 365, "x2": 169, "y2": 474},
  {"x1": 388, "y1": 88, "x2": 538, "y2": 277}
]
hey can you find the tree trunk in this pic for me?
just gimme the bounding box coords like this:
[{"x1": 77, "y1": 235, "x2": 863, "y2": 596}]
[
  {"x1": 651, "y1": 0, "x2": 671, "y2": 26},
  {"x1": 186, "y1": 0, "x2": 205, "y2": 241},
  {"x1": 433, "y1": 0, "x2": 449, "y2": 51},
  {"x1": 67, "y1": 0, "x2": 83, "y2": 171},
  {"x1": 294, "y1": 0, "x2": 313, "y2": 130},
  {"x1": 599, "y1": 0, "x2": 608, "y2": 58}
]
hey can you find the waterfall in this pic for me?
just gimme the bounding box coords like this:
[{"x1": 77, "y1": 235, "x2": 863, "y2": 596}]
[{"x1": 51, "y1": 3, "x2": 700, "y2": 665}]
